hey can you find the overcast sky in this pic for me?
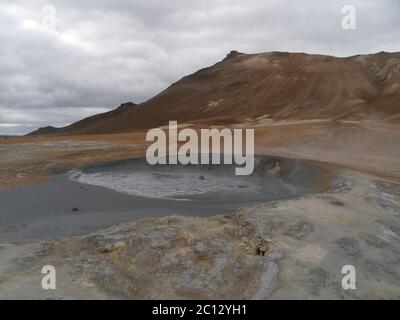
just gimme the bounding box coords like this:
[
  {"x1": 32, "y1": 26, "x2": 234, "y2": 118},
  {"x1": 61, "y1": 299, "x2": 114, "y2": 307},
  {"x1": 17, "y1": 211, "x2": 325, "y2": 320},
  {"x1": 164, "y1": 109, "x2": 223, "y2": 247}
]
[{"x1": 0, "y1": 0, "x2": 399, "y2": 134}]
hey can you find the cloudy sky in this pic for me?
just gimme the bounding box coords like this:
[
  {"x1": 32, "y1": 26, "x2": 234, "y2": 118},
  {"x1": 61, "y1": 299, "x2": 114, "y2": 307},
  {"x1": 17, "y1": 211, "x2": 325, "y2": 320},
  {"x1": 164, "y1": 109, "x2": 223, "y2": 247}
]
[{"x1": 0, "y1": 0, "x2": 399, "y2": 134}]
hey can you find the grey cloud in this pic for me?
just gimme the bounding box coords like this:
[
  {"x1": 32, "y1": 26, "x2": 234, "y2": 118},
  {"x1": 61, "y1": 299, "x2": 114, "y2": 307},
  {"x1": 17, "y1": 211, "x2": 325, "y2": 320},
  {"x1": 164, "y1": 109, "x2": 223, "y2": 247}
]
[{"x1": 0, "y1": 0, "x2": 399, "y2": 134}]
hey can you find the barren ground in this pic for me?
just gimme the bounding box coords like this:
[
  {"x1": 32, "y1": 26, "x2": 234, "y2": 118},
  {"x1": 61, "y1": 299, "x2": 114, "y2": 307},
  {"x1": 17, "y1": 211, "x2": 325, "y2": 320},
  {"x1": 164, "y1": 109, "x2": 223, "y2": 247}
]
[{"x1": 1, "y1": 120, "x2": 399, "y2": 299}]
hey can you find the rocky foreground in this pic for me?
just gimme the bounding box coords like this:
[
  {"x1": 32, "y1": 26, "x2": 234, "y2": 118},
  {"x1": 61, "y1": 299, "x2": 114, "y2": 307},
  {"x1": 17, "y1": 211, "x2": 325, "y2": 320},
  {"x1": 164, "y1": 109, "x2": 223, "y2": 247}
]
[{"x1": 1, "y1": 169, "x2": 399, "y2": 299}]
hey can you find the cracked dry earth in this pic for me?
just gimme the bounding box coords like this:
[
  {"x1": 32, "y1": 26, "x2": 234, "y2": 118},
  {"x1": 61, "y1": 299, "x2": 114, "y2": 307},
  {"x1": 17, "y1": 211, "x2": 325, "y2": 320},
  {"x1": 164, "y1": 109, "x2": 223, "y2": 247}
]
[{"x1": 1, "y1": 170, "x2": 400, "y2": 299}]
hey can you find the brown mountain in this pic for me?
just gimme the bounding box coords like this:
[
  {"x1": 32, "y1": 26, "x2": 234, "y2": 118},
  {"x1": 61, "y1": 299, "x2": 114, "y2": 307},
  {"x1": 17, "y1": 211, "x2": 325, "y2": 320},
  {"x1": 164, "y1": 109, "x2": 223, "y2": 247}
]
[{"x1": 29, "y1": 50, "x2": 400, "y2": 135}]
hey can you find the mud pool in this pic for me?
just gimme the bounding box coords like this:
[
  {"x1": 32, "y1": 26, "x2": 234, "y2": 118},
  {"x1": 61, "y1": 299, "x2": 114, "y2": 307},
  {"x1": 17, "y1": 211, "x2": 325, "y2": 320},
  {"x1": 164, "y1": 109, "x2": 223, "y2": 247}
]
[{"x1": 0, "y1": 156, "x2": 331, "y2": 240}]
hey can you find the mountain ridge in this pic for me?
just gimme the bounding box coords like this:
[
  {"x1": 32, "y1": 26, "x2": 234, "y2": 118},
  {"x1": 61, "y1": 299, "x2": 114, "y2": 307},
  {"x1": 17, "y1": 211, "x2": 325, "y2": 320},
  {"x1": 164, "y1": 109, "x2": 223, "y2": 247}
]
[{"x1": 29, "y1": 50, "x2": 400, "y2": 135}]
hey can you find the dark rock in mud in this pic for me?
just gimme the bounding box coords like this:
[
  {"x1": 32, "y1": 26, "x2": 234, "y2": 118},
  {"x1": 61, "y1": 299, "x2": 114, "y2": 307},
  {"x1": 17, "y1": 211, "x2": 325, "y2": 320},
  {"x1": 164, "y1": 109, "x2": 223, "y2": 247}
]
[{"x1": 331, "y1": 178, "x2": 353, "y2": 193}]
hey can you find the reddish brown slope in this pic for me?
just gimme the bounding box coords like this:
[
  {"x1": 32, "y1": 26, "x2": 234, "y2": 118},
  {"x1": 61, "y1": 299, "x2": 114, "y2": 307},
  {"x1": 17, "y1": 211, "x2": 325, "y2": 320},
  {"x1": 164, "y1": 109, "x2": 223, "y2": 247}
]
[
  {"x1": 29, "y1": 51, "x2": 400, "y2": 135},
  {"x1": 350, "y1": 52, "x2": 400, "y2": 122}
]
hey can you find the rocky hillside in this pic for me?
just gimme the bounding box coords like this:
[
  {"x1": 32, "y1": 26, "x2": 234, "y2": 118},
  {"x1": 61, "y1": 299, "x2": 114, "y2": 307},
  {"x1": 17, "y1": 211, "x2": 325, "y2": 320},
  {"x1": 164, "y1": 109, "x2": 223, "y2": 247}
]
[{"x1": 29, "y1": 51, "x2": 400, "y2": 135}]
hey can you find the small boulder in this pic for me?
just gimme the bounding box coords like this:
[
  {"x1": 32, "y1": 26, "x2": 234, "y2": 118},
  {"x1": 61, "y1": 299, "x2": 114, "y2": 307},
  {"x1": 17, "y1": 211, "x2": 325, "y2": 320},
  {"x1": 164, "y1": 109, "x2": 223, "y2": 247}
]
[
  {"x1": 256, "y1": 240, "x2": 269, "y2": 256},
  {"x1": 102, "y1": 241, "x2": 126, "y2": 253},
  {"x1": 256, "y1": 245, "x2": 268, "y2": 256}
]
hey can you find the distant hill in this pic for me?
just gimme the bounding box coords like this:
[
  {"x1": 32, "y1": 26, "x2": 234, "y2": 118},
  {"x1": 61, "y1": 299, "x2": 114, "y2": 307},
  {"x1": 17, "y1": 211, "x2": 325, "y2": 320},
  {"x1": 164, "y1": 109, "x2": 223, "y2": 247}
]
[
  {"x1": 29, "y1": 51, "x2": 400, "y2": 135},
  {"x1": 30, "y1": 102, "x2": 138, "y2": 135}
]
